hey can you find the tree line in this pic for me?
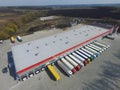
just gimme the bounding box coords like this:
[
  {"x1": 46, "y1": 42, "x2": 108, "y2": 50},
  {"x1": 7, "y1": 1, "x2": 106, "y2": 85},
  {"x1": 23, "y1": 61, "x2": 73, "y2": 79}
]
[{"x1": 0, "y1": 10, "x2": 47, "y2": 39}]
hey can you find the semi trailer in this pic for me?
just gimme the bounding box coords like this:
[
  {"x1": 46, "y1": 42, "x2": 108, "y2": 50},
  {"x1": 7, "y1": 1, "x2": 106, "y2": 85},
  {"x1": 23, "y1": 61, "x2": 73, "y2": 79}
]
[
  {"x1": 94, "y1": 41, "x2": 110, "y2": 49},
  {"x1": 93, "y1": 42, "x2": 107, "y2": 50},
  {"x1": 75, "y1": 50, "x2": 90, "y2": 63},
  {"x1": 87, "y1": 44, "x2": 102, "y2": 53},
  {"x1": 57, "y1": 60, "x2": 72, "y2": 77},
  {"x1": 64, "y1": 55, "x2": 81, "y2": 71},
  {"x1": 68, "y1": 54, "x2": 84, "y2": 67},
  {"x1": 78, "y1": 49, "x2": 94, "y2": 61},
  {"x1": 89, "y1": 44, "x2": 104, "y2": 52},
  {"x1": 84, "y1": 46, "x2": 100, "y2": 56},
  {"x1": 81, "y1": 48, "x2": 96, "y2": 58},
  {"x1": 61, "y1": 57, "x2": 76, "y2": 74},
  {"x1": 47, "y1": 64, "x2": 60, "y2": 81},
  {"x1": 71, "y1": 52, "x2": 87, "y2": 66}
]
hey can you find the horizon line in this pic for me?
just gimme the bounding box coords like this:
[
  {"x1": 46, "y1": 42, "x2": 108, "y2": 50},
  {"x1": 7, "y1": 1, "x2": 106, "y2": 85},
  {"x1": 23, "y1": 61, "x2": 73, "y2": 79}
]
[{"x1": 0, "y1": 3, "x2": 120, "y2": 7}]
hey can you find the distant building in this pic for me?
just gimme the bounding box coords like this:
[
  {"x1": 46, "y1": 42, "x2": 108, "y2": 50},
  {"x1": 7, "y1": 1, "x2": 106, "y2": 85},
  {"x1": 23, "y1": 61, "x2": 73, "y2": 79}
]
[{"x1": 40, "y1": 16, "x2": 59, "y2": 21}]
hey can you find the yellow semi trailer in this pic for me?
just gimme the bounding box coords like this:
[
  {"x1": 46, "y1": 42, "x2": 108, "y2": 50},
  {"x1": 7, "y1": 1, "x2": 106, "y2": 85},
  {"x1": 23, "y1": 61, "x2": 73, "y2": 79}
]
[{"x1": 47, "y1": 64, "x2": 60, "y2": 81}]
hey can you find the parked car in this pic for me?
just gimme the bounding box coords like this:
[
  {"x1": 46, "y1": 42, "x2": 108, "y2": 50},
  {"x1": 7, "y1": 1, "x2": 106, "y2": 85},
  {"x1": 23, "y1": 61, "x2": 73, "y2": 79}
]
[
  {"x1": 10, "y1": 36, "x2": 15, "y2": 43},
  {"x1": 17, "y1": 36, "x2": 22, "y2": 42},
  {"x1": 0, "y1": 39, "x2": 3, "y2": 44}
]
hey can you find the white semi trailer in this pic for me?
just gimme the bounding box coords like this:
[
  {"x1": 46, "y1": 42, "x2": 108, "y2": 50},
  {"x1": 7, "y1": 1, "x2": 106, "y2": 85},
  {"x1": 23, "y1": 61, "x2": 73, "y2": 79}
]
[
  {"x1": 61, "y1": 58, "x2": 76, "y2": 74},
  {"x1": 75, "y1": 50, "x2": 90, "y2": 63},
  {"x1": 84, "y1": 46, "x2": 100, "y2": 56},
  {"x1": 78, "y1": 49, "x2": 94, "y2": 61},
  {"x1": 94, "y1": 41, "x2": 110, "y2": 49},
  {"x1": 87, "y1": 44, "x2": 102, "y2": 53},
  {"x1": 89, "y1": 44, "x2": 105, "y2": 51},
  {"x1": 65, "y1": 55, "x2": 81, "y2": 71},
  {"x1": 57, "y1": 60, "x2": 72, "y2": 77},
  {"x1": 81, "y1": 48, "x2": 97, "y2": 58},
  {"x1": 68, "y1": 54, "x2": 84, "y2": 67},
  {"x1": 71, "y1": 52, "x2": 87, "y2": 66}
]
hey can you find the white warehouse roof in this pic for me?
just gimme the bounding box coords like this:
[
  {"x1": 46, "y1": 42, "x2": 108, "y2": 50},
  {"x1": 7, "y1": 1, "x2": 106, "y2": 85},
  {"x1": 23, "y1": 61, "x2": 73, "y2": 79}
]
[{"x1": 12, "y1": 25, "x2": 111, "y2": 75}]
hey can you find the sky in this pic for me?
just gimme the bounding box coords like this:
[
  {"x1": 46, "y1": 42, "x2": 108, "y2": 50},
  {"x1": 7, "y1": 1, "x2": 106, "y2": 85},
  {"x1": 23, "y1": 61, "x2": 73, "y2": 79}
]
[{"x1": 0, "y1": 0, "x2": 120, "y2": 6}]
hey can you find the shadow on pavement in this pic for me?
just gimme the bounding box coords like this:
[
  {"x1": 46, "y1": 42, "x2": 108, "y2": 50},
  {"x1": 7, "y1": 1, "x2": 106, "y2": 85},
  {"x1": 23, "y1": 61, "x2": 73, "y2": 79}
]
[
  {"x1": 102, "y1": 36, "x2": 115, "y2": 40},
  {"x1": 45, "y1": 67, "x2": 56, "y2": 81},
  {"x1": 7, "y1": 51, "x2": 17, "y2": 80},
  {"x1": 82, "y1": 61, "x2": 120, "y2": 90},
  {"x1": 54, "y1": 63, "x2": 68, "y2": 77},
  {"x1": 113, "y1": 49, "x2": 120, "y2": 59}
]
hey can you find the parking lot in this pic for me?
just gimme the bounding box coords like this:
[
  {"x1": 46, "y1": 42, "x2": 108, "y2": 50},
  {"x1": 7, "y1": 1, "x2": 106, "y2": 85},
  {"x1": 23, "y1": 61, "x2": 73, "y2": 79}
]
[{"x1": 0, "y1": 24, "x2": 120, "y2": 90}]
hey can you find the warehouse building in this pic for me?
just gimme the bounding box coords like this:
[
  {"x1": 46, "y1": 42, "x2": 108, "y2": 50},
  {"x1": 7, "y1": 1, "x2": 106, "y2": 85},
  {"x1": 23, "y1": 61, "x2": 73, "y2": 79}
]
[{"x1": 11, "y1": 25, "x2": 111, "y2": 80}]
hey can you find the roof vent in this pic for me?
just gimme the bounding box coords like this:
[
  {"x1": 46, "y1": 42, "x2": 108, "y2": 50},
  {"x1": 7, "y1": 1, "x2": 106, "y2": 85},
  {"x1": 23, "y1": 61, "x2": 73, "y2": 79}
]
[
  {"x1": 26, "y1": 50, "x2": 29, "y2": 52},
  {"x1": 53, "y1": 41, "x2": 55, "y2": 43},
  {"x1": 35, "y1": 53, "x2": 39, "y2": 56},
  {"x1": 60, "y1": 38, "x2": 62, "y2": 41},
  {"x1": 45, "y1": 43, "x2": 48, "y2": 46},
  {"x1": 28, "y1": 43, "x2": 30, "y2": 46},
  {"x1": 65, "y1": 41, "x2": 69, "y2": 44}
]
